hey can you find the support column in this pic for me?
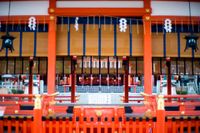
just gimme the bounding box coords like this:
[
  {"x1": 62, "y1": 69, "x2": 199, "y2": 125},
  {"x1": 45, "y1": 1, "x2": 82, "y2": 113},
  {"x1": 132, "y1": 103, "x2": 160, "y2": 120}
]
[
  {"x1": 124, "y1": 68, "x2": 129, "y2": 103},
  {"x1": 143, "y1": 15, "x2": 152, "y2": 94},
  {"x1": 33, "y1": 95, "x2": 42, "y2": 133},
  {"x1": 29, "y1": 57, "x2": 34, "y2": 94},
  {"x1": 156, "y1": 95, "x2": 165, "y2": 133},
  {"x1": 47, "y1": 16, "x2": 56, "y2": 94},
  {"x1": 123, "y1": 56, "x2": 129, "y2": 103},
  {"x1": 71, "y1": 56, "x2": 77, "y2": 103},
  {"x1": 166, "y1": 57, "x2": 171, "y2": 95}
]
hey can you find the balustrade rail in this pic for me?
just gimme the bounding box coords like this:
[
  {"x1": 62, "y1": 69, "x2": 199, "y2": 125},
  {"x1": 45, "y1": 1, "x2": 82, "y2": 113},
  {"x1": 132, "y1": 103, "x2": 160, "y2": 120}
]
[{"x1": 0, "y1": 93, "x2": 200, "y2": 133}]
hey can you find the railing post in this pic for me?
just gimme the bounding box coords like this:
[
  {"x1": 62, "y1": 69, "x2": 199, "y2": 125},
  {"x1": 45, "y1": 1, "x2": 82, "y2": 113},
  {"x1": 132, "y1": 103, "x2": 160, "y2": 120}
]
[
  {"x1": 156, "y1": 95, "x2": 165, "y2": 133},
  {"x1": 33, "y1": 94, "x2": 42, "y2": 133}
]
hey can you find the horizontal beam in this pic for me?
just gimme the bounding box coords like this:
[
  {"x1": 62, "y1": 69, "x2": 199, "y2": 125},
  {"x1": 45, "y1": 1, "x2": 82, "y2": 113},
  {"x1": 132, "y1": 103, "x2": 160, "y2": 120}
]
[
  {"x1": 151, "y1": 16, "x2": 200, "y2": 24},
  {"x1": 0, "y1": 15, "x2": 50, "y2": 23},
  {"x1": 54, "y1": 8, "x2": 148, "y2": 16}
]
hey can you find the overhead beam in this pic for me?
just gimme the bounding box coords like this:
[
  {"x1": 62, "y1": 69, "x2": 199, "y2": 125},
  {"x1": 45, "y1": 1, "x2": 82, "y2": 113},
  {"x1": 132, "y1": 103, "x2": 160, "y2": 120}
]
[
  {"x1": 54, "y1": 8, "x2": 148, "y2": 16},
  {"x1": 0, "y1": 16, "x2": 49, "y2": 23}
]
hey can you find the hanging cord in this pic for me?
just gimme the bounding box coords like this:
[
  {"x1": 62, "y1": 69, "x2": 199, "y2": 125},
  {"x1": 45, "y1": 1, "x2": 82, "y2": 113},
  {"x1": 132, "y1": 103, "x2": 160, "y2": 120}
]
[
  {"x1": 6, "y1": 0, "x2": 11, "y2": 34},
  {"x1": 188, "y1": 0, "x2": 193, "y2": 33}
]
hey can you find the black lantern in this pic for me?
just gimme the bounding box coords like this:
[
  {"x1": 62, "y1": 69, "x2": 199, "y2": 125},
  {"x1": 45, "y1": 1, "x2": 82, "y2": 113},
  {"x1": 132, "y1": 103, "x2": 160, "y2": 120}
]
[
  {"x1": 184, "y1": 0, "x2": 199, "y2": 52},
  {"x1": 0, "y1": 0, "x2": 15, "y2": 53},
  {"x1": 0, "y1": 33, "x2": 15, "y2": 52},
  {"x1": 184, "y1": 34, "x2": 199, "y2": 52}
]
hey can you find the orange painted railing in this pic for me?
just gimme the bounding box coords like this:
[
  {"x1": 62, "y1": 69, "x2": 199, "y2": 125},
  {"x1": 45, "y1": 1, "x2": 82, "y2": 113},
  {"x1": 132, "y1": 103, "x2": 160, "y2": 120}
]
[
  {"x1": 0, "y1": 93, "x2": 79, "y2": 115},
  {"x1": 1, "y1": 115, "x2": 200, "y2": 133},
  {"x1": 0, "y1": 93, "x2": 200, "y2": 133},
  {"x1": 122, "y1": 94, "x2": 200, "y2": 116},
  {"x1": 0, "y1": 116, "x2": 33, "y2": 133}
]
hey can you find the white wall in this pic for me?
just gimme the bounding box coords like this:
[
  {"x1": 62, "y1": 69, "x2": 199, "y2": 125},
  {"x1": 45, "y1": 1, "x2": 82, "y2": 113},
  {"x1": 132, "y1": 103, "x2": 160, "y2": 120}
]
[
  {"x1": 151, "y1": 1, "x2": 200, "y2": 16},
  {"x1": 0, "y1": 1, "x2": 49, "y2": 16},
  {"x1": 56, "y1": 1, "x2": 143, "y2": 8}
]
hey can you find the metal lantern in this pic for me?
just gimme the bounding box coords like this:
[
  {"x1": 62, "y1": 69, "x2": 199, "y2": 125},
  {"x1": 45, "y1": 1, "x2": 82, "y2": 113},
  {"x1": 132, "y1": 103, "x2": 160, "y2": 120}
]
[
  {"x1": 184, "y1": 34, "x2": 199, "y2": 52},
  {"x1": 0, "y1": 33, "x2": 15, "y2": 52}
]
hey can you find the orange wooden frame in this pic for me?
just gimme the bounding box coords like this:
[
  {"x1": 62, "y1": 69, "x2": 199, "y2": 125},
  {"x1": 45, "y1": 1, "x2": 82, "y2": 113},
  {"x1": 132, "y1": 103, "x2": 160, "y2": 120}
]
[
  {"x1": 1, "y1": 0, "x2": 199, "y2": 94},
  {"x1": 54, "y1": 8, "x2": 149, "y2": 17}
]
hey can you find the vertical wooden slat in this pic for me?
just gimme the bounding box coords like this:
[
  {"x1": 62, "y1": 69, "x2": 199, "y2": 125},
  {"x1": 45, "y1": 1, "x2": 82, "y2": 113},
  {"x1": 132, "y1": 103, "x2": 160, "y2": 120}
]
[
  {"x1": 132, "y1": 118, "x2": 136, "y2": 133},
  {"x1": 118, "y1": 121, "x2": 123, "y2": 133},
  {"x1": 55, "y1": 119, "x2": 60, "y2": 133},
  {"x1": 172, "y1": 119, "x2": 176, "y2": 133},
  {"x1": 165, "y1": 119, "x2": 169, "y2": 133},
  {"x1": 83, "y1": 123, "x2": 87, "y2": 133},
  {"x1": 125, "y1": 120, "x2": 130, "y2": 133},
  {"x1": 187, "y1": 118, "x2": 191, "y2": 133},
  {"x1": 152, "y1": 120, "x2": 156, "y2": 133},
  {"x1": 139, "y1": 120, "x2": 143, "y2": 133},
  {"x1": 27, "y1": 117, "x2": 32, "y2": 133},
  {"x1": 49, "y1": 119, "x2": 53, "y2": 133},
  {"x1": 61, "y1": 118, "x2": 66, "y2": 133},
  {"x1": 0, "y1": 117, "x2": 3, "y2": 133},
  {"x1": 195, "y1": 119, "x2": 199, "y2": 133},
  {"x1": 42, "y1": 121, "x2": 46, "y2": 133},
  {"x1": 104, "y1": 119, "x2": 108, "y2": 133},
  {"x1": 7, "y1": 118, "x2": 12, "y2": 133},
  {"x1": 15, "y1": 118, "x2": 19, "y2": 133},
  {"x1": 97, "y1": 120, "x2": 101, "y2": 133},
  {"x1": 112, "y1": 119, "x2": 115, "y2": 133},
  {"x1": 180, "y1": 119, "x2": 184, "y2": 133},
  {"x1": 75, "y1": 121, "x2": 80, "y2": 133},
  {"x1": 69, "y1": 120, "x2": 73, "y2": 133},
  {"x1": 90, "y1": 118, "x2": 94, "y2": 133},
  {"x1": 145, "y1": 120, "x2": 150, "y2": 133},
  {"x1": 22, "y1": 118, "x2": 27, "y2": 133}
]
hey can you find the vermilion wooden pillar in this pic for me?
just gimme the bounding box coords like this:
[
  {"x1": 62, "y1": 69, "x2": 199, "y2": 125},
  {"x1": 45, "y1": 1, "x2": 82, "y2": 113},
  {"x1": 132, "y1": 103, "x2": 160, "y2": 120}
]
[
  {"x1": 71, "y1": 56, "x2": 77, "y2": 103},
  {"x1": 28, "y1": 57, "x2": 34, "y2": 94},
  {"x1": 143, "y1": 15, "x2": 152, "y2": 94},
  {"x1": 47, "y1": 17, "x2": 56, "y2": 94},
  {"x1": 123, "y1": 57, "x2": 129, "y2": 103},
  {"x1": 166, "y1": 57, "x2": 172, "y2": 95}
]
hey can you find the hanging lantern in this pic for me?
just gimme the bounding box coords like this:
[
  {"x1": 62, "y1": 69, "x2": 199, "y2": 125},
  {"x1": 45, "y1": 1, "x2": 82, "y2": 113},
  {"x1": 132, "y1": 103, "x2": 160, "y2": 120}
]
[
  {"x1": 184, "y1": 0, "x2": 199, "y2": 52},
  {"x1": 184, "y1": 34, "x2": 199, "y2": 52},
  {"x1": 0, "y1": 0, "x2": 15, "y2": 53},
  {"x1": 0, "y1": 33, "x2": 15, "y2": 52}
]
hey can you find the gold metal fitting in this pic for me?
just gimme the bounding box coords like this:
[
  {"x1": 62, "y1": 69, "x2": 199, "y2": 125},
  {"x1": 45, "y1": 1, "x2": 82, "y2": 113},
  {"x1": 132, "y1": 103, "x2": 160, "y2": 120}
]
[
  {"x1": 48, "y1": 108, "x2": 54, "y2": 116},
  {"x1": 181, "y1": 111, "x2": 185, "y2": 115},
  {"x1": 146, "y1": 8, "x2": 150, "y2": 13},
  {"x1": 181, "y1": 102, "x2": 184, "y2": 105},
  {"x1": 49, "y1": 101, "x2": 56, "y2": 105},
  {"x1": 34, "y1": 94, "x2": 42, "y2": 109},
  {"x1": 157, "y1": 95, "x2": 164, "y2": 110},
  {"x1": 14, "y1": 110, "x2": 19, "y2": 114},
  {"x1": 95, "y1": 110, "x2": 102, "y2": 117},
  {"x1": 145, "y1": 16, "x2": 150, "y2": 20},
  {"x1": 50, "y1": 16, "x2": 55, "y2": 20},
  {"x1": 144, "y1": 109, "x2": 152, "y2": 118},
  {"x1": 49, "y1": 8, "x2": 55, "y2": 13}
]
